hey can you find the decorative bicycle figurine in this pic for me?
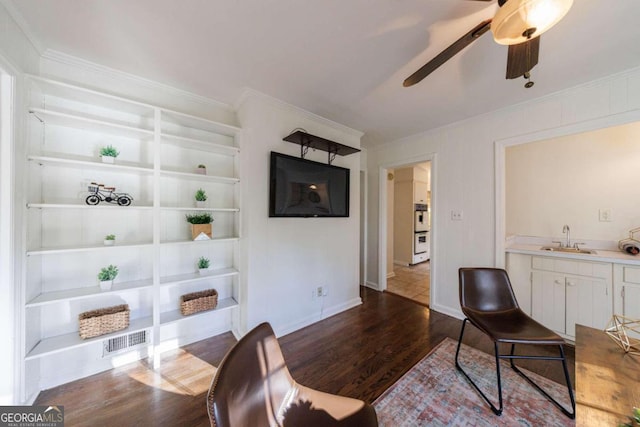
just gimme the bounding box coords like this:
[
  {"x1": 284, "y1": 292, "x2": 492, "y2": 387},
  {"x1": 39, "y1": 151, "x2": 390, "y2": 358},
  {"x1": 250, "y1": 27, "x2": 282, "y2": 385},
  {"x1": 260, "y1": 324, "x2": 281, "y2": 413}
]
[{"x1": 86, "y1": 182, "x2": 133, "y2": 206}]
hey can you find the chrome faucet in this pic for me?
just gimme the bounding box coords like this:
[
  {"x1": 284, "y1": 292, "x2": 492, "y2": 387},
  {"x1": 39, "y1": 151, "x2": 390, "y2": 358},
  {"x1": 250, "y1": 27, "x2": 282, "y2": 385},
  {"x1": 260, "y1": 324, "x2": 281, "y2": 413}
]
[{"x1": 562, "y1": 224, "x2": 570, "y2": 248}]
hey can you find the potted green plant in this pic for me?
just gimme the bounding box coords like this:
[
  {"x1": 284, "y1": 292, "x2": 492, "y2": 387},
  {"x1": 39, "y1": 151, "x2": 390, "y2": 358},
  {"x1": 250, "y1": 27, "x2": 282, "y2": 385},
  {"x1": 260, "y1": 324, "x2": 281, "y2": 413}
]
[
  {"x1": 185, "y1": 212, "x2": 214, "y2": 240},
  {"x1": 195, "y1": 188, "x2": 207, "y2": 208},
  {"x1": 197, "y1": 256, "x2": 210, "y2": 274},
  {"x1": 97, "y1": 264, "x2": 119, "y2": 291},
  {"x1": 100, "y1": 145, "x2": 120, "y2": 164},
  {"x1": 104, "y1": 234, "x2": 116, "y2": 246},
  {"x1": 196, "y1": 164, "x2": 207, "y2": 175}
]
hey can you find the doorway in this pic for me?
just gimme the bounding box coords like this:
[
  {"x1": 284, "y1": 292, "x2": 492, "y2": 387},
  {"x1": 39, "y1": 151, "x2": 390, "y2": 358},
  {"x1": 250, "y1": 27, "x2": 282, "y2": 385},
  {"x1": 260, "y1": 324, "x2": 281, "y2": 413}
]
[{"x1": 378, "y1": 156, "x2": 434, "y2": 307}]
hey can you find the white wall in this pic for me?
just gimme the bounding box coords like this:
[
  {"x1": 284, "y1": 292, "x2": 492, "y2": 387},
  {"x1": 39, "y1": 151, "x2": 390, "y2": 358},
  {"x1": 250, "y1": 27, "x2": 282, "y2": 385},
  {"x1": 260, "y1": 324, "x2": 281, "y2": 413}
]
[
  {"x1": 0, "y1": 3, "x2": 39, "y2": 405},
  {"x1": 506, "y1": 121, "x2": 640, "y2": 241},
  {"x1": 236, "y1": 90, "x2": 363, "y2": 336},
  {"x1": 0, "y1": 0, "x2": 39, "y2": 405},
  {"x1": 367, "y1": 66, "x2": 640, "y2": 319}
]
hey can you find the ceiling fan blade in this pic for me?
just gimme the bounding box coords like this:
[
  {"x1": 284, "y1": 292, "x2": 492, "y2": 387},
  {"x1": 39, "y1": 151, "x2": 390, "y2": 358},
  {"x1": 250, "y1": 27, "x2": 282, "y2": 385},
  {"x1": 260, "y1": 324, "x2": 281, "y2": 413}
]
[
  {"x1": 505, "y1": 36, "x2": 540, "y2": 79},
  {"x1": 403, "y1": 19, "x2": 492, "y2": 87}
]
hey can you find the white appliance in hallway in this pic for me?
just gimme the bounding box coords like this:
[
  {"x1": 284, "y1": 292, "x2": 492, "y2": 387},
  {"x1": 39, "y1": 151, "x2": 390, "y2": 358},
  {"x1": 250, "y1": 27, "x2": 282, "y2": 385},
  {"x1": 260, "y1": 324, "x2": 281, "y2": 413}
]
[
  {"x1": 413, "y1": 203, "x2": 430, "y2": 264},
  {"x1": 392, "y1": 163, "x2": 431, "y2": 266}
]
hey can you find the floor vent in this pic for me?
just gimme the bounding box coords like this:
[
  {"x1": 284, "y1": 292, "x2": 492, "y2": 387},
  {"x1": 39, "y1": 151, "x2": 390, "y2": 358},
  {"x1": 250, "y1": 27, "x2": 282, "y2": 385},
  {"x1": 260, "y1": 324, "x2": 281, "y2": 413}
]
[{"x1": 103, "y1": 331, "x2": 148, "y2": 356}]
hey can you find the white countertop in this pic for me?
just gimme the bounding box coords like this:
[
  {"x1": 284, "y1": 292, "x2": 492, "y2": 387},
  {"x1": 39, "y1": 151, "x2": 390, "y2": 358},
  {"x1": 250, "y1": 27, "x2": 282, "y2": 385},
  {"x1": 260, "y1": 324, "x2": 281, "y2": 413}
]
[{"x1": 506, "y1": 243, "x2": 640, "y2": 266}]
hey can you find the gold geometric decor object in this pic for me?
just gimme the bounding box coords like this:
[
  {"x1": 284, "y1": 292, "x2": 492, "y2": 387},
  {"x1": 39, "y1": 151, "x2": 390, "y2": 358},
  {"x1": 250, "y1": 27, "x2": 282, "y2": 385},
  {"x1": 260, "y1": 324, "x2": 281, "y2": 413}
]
[{"x1": 605, "y1": 315, "x2": 640, "y2": 356}]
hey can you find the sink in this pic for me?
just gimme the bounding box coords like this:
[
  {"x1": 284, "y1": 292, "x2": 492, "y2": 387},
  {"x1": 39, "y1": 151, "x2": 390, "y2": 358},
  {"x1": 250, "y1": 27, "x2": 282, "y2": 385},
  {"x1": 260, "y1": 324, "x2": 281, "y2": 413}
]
[{"x1": 540, "y1": 246, "x2": 597, "y2": 255}]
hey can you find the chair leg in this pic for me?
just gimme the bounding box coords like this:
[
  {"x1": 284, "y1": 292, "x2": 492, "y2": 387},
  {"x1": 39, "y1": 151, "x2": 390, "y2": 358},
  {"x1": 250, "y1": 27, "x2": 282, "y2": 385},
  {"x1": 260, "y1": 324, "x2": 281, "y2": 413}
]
[
  {"x1": 455, "y1": 318, "x2": 504, "y2": 416},
  {"x1": 509, "y1": 344, "x2": 576, "y2": 419}
]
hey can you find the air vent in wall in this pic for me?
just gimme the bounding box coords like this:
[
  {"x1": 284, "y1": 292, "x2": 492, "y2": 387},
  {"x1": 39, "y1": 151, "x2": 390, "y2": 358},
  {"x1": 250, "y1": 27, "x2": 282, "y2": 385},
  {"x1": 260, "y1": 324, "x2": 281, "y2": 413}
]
[{"x1": 103, "y1": 330, "x2": 148, "y2": 356}]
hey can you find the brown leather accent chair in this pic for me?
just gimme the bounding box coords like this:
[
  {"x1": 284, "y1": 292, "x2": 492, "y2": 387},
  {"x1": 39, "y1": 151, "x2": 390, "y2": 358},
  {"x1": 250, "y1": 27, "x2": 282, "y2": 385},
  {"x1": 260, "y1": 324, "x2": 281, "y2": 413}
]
[
  {"x1": 206, "y1": 322, "x2": 378, "y2": 427},
  {"x1": 455, "y1": 267, "x2": 575, "y2": 418}
]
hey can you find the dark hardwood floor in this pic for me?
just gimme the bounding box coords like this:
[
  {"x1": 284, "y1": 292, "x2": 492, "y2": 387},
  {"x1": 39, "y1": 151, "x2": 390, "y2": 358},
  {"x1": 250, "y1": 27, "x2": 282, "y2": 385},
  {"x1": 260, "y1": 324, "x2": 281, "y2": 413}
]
[{"x1": 34, "y1": 287, "x2": 574, "y2": 426}]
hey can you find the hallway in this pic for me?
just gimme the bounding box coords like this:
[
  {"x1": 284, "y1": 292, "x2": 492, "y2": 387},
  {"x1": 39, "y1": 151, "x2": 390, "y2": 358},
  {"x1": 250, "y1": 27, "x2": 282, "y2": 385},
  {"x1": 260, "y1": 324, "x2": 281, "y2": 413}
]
[{"x1": 386, "y1": 261, "x2": 430, "y2": 306}]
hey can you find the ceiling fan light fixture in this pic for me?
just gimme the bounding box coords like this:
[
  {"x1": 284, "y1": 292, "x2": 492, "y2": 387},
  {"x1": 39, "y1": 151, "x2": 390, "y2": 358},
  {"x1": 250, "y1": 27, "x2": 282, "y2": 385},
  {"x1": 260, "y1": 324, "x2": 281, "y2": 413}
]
[{"x1": 491, "y1": 0, "x2": 573, "y2": 45}]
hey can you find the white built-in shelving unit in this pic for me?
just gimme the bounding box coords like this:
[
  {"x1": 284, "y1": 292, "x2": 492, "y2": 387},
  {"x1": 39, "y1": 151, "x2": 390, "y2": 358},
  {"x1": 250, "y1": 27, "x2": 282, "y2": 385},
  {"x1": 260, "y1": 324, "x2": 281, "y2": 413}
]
[{"x1": 22, "y1": 75, "x2": 241, "y2": 397}]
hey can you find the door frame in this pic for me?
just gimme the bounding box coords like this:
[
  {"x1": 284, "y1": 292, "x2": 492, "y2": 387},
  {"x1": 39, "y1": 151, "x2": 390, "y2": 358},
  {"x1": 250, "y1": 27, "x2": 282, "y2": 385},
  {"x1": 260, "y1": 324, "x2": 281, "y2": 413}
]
[{"x1": 378, "y1": 153, "x2": 436, "y2": 293}]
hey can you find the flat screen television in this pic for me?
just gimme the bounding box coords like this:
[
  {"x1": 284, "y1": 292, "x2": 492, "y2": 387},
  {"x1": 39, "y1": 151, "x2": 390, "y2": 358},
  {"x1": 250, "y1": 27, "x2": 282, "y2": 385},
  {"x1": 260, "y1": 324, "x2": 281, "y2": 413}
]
[{"x1": 269, "y1": 151, "x2": 350, "y2": 217}]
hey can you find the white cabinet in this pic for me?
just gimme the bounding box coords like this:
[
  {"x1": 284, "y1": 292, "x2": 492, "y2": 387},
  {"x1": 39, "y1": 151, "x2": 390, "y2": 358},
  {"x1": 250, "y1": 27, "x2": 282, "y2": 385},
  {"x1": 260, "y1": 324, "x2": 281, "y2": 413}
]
[
  {"x1": 413, "y1": 181, "x2": 429, "y2": 204},
  {"x1": 613, "y1": 264, "x2": 640, "y2": 324},
  {"x1": 530, "y1": 256, "x2": 612, "y2": 339},
  {"x1": 505, "y1": 253, "x2": 532, "y2": 315},
  {"x1": 22, "y1": 76, "x2": 241, "y2": 396}
]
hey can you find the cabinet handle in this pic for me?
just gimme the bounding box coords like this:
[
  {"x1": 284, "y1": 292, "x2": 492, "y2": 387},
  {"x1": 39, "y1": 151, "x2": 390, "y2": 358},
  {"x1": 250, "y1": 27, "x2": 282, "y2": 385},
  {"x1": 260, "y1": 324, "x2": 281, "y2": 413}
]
[
  {"x1": 554, "y1": 279, "x2": 564, "y2": 285},
  {"x1": 567, "y1": 281, "x2": 576, "y2": 287}
]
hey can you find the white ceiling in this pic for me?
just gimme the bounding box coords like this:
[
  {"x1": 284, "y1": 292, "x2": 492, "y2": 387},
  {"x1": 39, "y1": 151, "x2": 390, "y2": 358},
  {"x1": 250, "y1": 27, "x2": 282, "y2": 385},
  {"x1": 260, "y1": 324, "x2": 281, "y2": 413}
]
[{"x1": 7, "y1": 0, "x2": 640, "y2": 147}]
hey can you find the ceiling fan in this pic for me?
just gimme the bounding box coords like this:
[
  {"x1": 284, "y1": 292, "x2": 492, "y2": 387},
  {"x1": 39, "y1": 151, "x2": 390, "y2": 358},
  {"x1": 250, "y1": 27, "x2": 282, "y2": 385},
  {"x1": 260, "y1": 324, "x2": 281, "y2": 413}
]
[{"x1": 403, "y1": 0, "x2": 573, "y2": 88}]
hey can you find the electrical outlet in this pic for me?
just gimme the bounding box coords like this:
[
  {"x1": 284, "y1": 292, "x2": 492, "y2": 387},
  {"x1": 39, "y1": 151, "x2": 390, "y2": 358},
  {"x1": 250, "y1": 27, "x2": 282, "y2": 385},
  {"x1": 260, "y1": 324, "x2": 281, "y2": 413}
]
[
  {"x1": 451, "y1": 210, "x2": 463, "y2": 221},
  {"x1": 316, "y1": 286, "x2": 324, "y2": 297},
  {"x1": 599, "y1": 208, "x2": 612, "y2": 222}
]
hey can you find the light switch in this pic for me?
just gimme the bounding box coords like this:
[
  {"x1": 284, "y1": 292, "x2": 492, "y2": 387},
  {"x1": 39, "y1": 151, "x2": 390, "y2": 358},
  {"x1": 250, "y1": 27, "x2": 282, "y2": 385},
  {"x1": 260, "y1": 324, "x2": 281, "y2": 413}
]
[
  {"x1": 451, "y1": 210, "x2": 463, "y2": 221},
  {"x1": 599, "y1": 208, "x2": 612, "y2": 222}
]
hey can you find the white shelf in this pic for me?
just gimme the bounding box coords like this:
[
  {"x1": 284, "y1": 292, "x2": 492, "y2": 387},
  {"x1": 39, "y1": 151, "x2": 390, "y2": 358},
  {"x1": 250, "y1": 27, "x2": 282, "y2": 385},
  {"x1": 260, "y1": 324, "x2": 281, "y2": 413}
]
[
  {"x1": 160, "y1": 169, "x2": 239, "y2": 184},
  {"x1": 27, "y1": 241, "x2": 154, "y2": 256},
  {"x1": 161, "y1": 133, "x2": 240, "y2": 156},
  {"x1": 26, "y1": 279, "x2": 154, "y2": 307},
  {"x1": 22, "y1": 76, "x2": 242, "y2": 393},
  {"x1": 25, "y1": 316, "x2": 153, "y2": 360},
  {"x1": 160, "y1": 206, "x2": 239, "y2": 212},
  {"x1": 160, "y1": 268, "x2": 239, "y2": 288},
  {"x1": 27, "y1": 202, "x2": 153, "y2": 210},
  {"x1": 159, "y1": 297, "x2": 238, "y2": 326},
  {"x1": 161, "y1": 108, "x2": 241, "y2": 137},
  {"x1": 28, "y1": 75, "x2": 154, "y2": 116},
  {"x1": 28, "y1": 154, "x2": 154, "y2": 174},
  {"x1": 29, "y1": 108, "x2": 154, "y2": 139},
  {"x1": 161, "y1": 237, "x2": 240, "y2": 246}
]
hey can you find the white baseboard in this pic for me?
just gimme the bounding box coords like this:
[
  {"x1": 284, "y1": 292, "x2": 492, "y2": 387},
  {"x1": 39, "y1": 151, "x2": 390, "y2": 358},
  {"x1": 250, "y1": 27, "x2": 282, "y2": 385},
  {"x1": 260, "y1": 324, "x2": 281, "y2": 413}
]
[
  {"x1": 275, "y1": 298, "x2": 363, "y2": 337},
  {"x1": 364, "y1": 281, "x2": 380, "y2": 291},
  {"x1": 429, "y1": 303, "x2": 464, "y2": 320}
]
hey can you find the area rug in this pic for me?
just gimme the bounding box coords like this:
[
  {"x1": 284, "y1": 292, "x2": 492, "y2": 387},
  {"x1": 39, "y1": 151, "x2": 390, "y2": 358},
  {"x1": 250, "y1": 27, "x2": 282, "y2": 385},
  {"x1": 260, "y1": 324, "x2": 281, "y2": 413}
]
[{"x1": 373, "y1": 338, "x2": 574, "y2": 426}]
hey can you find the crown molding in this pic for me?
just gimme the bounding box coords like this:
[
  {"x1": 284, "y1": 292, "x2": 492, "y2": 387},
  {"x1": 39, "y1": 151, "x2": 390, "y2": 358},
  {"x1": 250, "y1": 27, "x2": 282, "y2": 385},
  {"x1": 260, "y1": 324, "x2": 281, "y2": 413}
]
[
  {"x1": 235, "y1": 87, "x2": 364, "y2": 139},
  {"x1": 41, "y1": 49, "x2": 235, "y2": 113},
  {"x1": 0, "y1": 0, "x2": 45, "y2": 55}
]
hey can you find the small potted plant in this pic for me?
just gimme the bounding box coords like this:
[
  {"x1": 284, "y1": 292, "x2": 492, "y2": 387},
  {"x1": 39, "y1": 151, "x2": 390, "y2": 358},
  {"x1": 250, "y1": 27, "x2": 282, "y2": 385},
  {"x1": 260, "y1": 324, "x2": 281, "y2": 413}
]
[
  {"x1": 195, "y1": 188, "x2": 207, "y2": 208},
  {"x1": 104, "y1": 234, "x2": 116, "y2": 246},
  {"x1": 97, "y1": 264, "x2": 119, "y2": 291},
  {"x1": 100, "y1": 145, "x2": 120, "y2": 164},
  {"x1": 185, "y1": 212, "x2": 214, "y2": 240},
  {"x1": 196, "y1": 164, "x2": 207, "y2": 175},
  {"x1": 197, "y1": 256, "x2": 210, "y2": 275}
]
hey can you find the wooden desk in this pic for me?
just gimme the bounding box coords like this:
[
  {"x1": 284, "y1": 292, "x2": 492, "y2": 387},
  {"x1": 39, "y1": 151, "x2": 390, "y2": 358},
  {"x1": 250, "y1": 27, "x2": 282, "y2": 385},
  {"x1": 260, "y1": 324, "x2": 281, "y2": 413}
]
[{"x1": 576, "y1": 324, "x2": 640, "y2": 426}]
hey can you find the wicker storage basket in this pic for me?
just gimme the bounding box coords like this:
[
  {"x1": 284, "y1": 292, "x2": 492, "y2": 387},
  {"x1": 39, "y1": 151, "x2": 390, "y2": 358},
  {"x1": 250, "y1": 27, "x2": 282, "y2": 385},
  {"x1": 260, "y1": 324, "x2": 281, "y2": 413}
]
[
  {"x1": 78, "y1": 304, "x2": 130, "y2": 339},
  {"x1": 180, "y1": 289, "x2": 218, "y2": 316}
]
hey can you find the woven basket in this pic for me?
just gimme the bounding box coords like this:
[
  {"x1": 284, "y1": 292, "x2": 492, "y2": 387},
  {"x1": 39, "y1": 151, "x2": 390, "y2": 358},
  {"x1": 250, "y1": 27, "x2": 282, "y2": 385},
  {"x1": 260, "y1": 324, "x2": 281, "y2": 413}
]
[
  {"x1": 180, "y1": 289, "x2": 218, "y2": 316},
  {"x1": 78, "y1": 304, "x2": 130, "y2": 339}
]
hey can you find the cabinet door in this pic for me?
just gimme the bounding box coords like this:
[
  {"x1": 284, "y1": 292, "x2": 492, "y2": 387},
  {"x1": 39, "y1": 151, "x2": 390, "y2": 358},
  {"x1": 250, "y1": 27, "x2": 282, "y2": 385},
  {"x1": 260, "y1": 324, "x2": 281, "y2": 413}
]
[
  {"x1": 506, "y1": 253, "x2": 532, "y2": 315},
  {"x1": 621, "y1": 284, "x2": 640, "y2": 320},
  {"x1": 565, "y1": 276, "x2": 611, "y2": 338},
  {"x1": 413, "y1": 181, "x2": 429, "y2": 203},
  {"x1": 531, "y1": 271, "x2": 566, "y2": 334}
]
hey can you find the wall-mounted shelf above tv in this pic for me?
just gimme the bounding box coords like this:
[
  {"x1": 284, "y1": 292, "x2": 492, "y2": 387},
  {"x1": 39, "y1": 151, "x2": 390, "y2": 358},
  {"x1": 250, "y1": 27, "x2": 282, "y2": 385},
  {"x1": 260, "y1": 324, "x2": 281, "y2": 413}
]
[{"x1": 283, "y1": 130, "x2": 360, "y2": 164}]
